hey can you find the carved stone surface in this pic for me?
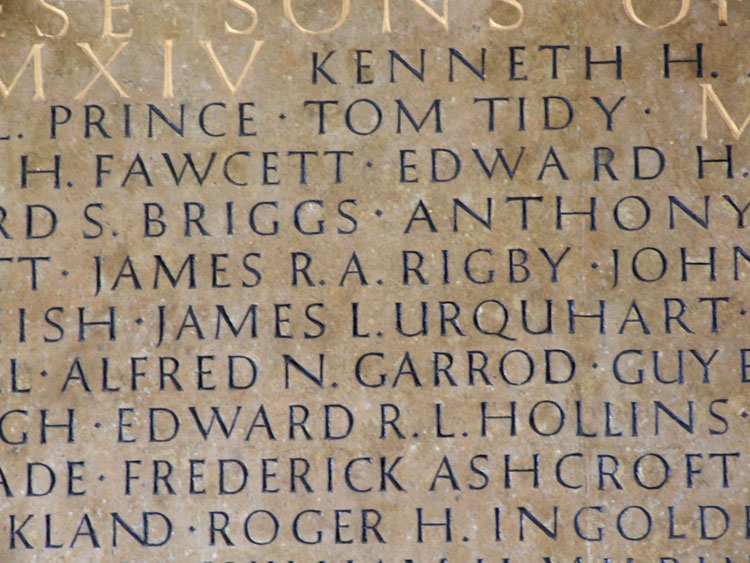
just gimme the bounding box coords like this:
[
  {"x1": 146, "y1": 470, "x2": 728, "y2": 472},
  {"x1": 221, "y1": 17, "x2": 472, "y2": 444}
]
[{"x1": 0, "y1": 1, "x2": 748, "y2": 561}]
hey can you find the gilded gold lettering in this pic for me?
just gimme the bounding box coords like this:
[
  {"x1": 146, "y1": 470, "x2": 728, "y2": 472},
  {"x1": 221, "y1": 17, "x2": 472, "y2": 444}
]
[
  {"x1": 0, "y1": 44, "x2": 45, "y2": 101},
  {"x1": 718, "y1": 0, "x2": 729, "y2": 25},
  {"x1": 200, "y1": 39, "x2": 265, "y2": 94},
  {"x1": 382, "y1": 0, "x2": 449, "y2": 33},
  {"x1": 283, "y1": 0, "x2": 350, "y2": 35},
  {"x1": 226, "y1": 0, "x2": 258, "y2": 35},
  {"x1": 163, "y1": 39, "x2": 174, "y2": 99},
  {"x1": 701, "y1": 84, "x2": 750, "y2": 140},
  {"x1": 102, "y1": 0, "x2": 133, "y2": 38},
  {"x1": 35, "y1": 0, "x2": 70, "y2": 38},
  {"x1": 74, "y1": 42, "x2": 129, "y2": 100},
  {"x1": 623, "y1": 0, "x2": 690, "y2": 30},
  {"x1": 489, "y1": 0, "x2": 524, "y2": 30}
]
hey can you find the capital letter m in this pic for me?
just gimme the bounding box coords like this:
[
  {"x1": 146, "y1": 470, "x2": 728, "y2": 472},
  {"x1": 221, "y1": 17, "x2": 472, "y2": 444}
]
[{"x1": 0, "y1": 44, "x2": 45, "y2": 101}]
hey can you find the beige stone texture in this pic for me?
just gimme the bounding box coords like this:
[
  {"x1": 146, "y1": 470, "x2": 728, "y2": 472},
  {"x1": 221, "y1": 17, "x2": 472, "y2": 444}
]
[{"x1": 0, "y1": 0, "x2": 749, "y2": 561}]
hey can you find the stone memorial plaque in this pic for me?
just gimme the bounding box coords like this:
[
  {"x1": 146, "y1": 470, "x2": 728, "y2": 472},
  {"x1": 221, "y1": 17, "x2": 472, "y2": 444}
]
[{"x1": 0, "y1": 0, "x2": 749, "y2": 561}]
